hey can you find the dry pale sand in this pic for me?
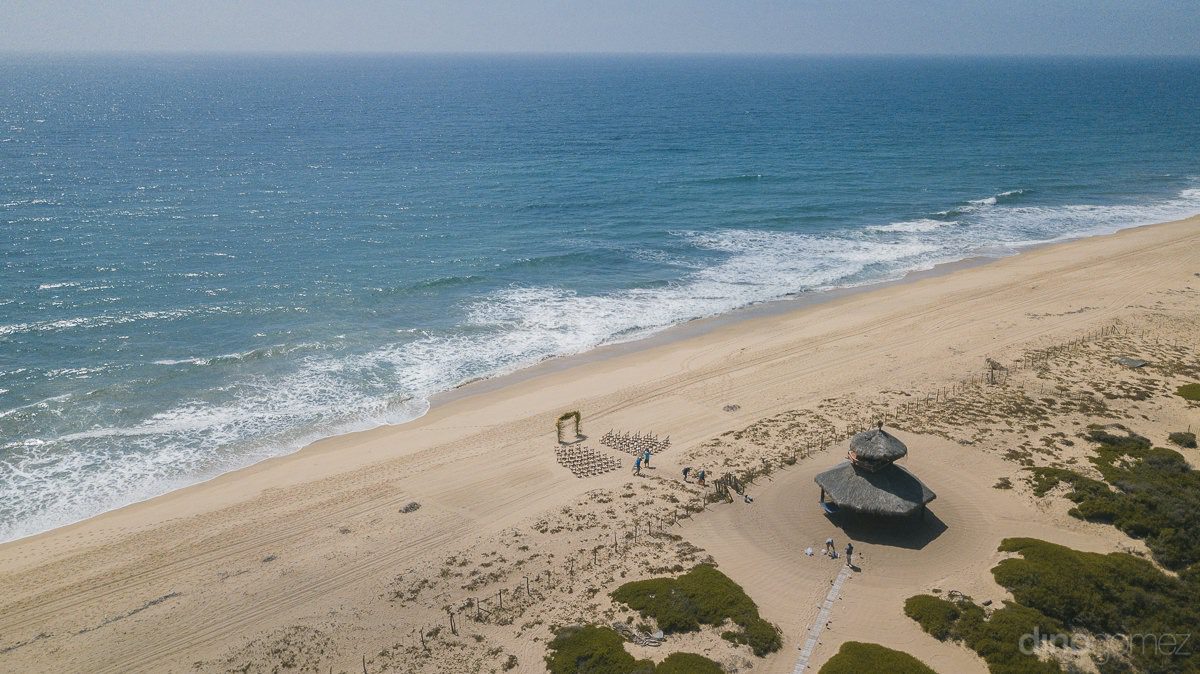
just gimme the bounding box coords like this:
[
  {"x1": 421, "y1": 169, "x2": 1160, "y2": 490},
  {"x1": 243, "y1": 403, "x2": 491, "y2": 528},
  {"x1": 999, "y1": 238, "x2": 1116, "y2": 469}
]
[{"x1": 1, "y1": 215, "x2": 1198, "y2": 674}]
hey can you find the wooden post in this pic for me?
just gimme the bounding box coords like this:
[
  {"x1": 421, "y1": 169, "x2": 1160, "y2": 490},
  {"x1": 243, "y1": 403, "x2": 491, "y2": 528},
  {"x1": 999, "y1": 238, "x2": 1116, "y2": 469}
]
[
  {"x1": 498, "y1": 589, "x2": 504, "y2": 611},
  {"x1": 448, "y1": 608, "x2": 457, "y2": 635}
]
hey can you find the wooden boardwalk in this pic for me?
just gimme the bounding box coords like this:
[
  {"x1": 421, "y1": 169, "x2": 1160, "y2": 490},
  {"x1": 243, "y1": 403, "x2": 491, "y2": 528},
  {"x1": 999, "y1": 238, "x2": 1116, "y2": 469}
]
[{"x1": 792, "y1": 565, "x2": 852, "y2": 672}]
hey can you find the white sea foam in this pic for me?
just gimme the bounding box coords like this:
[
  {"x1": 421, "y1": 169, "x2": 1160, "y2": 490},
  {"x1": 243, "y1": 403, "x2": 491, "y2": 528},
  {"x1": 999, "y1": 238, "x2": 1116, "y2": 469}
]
[
  {"x1": 151, "y1": 342, "x2": 326, "y2": 367},
  {"x1": 869, "y1": 218, "x2": 955, "y2": 233},
  {"x1": 964, "y1": 187, "x2": 1200, "y2": 246},
  {"x1": 4, "y1": 182, "x2": 1200, "y2": 543},
  {"x1": 965, "y1": 189, "x2": 1026, "y2": 209},
  {"x1": 0, "y1": 306, "x2": 226, "y2": 337}
]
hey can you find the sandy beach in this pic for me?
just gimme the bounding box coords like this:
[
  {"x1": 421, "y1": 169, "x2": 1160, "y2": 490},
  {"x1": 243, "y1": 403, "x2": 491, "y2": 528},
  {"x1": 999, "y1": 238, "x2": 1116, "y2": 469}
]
[{"x1": 2, "y1": 214, "x2": 1198, "y2": 673}]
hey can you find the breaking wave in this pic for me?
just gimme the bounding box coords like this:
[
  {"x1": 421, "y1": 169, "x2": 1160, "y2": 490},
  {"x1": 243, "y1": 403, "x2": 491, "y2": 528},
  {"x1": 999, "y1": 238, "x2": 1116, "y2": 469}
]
[{"x1": 3, "y1": 182, "x2": 1199, "y2": 543}]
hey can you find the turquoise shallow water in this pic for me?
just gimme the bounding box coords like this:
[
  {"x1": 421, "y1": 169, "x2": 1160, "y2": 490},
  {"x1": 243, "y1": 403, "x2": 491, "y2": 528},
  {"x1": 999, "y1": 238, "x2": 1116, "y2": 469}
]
[{"x1": 2, "y1": 55, "x2": 1199, "y2": 541}]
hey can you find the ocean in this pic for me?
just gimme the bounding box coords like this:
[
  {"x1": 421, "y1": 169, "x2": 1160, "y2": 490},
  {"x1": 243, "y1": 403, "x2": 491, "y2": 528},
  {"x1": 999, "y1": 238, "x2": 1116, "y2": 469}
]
[{"x1": 2, "y1": 55, "x2": 1199, "y2": 542}]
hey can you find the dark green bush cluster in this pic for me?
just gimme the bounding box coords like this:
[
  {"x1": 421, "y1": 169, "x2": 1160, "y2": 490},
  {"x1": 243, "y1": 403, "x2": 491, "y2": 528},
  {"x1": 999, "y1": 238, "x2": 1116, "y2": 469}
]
[
  {"x1": 817, "y1": 641, "x2": 936, "y2": 674},
  {"x1": 994, "y1": 538, "x2": 1199, "y2": 674},
  {"x1": 903, "y1": 594, "x2": 961, "y2": 640},
  {"x1": 912, "y1": 539, "x2": 1200, "y2": 673},
  {"x1": 1176, "y1": 383, "x2": 1200, "y2": 401},
  {"x1": 654, "y1": 652, "x2": 723, "y2": 674},
  {"x1": 1028, "y1": 428, "x2": 1200, "y2": 571},
  {"x1": 611, "y1": 564, "x2": 781, "y2": 656},
  {"x1": 1168, "y1": 431, "x2": 1197, "y2": 448},
  {"x1": 904, "y1": 594, "x2": 1063, "y2": 674},
  {"x1": 545, "y1": 625, "x2": 654, "y2": 674},
  {"x1": 544, "y1": 626, "x2": 723, "y2": 674}
]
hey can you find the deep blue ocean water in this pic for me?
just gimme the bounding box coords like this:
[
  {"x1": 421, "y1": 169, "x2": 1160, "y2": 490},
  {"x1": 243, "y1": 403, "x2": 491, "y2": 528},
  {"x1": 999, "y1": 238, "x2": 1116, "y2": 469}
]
[{"x1": 2, "y1": 55, "x2": 1199, "y2": 541}]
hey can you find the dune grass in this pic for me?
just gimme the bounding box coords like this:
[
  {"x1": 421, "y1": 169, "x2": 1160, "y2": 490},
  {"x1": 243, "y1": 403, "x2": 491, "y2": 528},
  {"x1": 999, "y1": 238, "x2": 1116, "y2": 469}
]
[
  {"x1": 995, "y1": 538, "x2": 1199, "y2": 673},
  {"x1": 818, "y1": 641, "x2": 936, "y2": 674},
  {"x1": 907, "y1": 538, "x2": 1200, "y2": 674},
  {"x1": 1028, "y1": 427, "x2": 1200, "y2": 571},
  {"x1": 655, "y1": 652, "x2": 724, "y2": 674},
  {"x1": 905, "y1": 594, "x2": 1063, "y2": 674},
  {"x1": 611, "y1": 564, "x2": 781, "y2": 657},
  {"x1": 1176, "y1": 383, "x2": 1200, "y2": 401},
  {"x1": 545, "y1": 625, "x2": 654, "y2": 674},
  {"x1": 544, "y1": 625, "x2": 722, "y2": 674},
  {"x1": 1168, "y1": 431, "x2": 1196, "y2": 448}
]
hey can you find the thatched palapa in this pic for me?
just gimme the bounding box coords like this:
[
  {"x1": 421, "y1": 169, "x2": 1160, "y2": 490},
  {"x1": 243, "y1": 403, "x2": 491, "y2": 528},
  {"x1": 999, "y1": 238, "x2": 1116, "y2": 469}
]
[
  {"x1": 816, "y1": 425, "x2": 936, "y2": 517},
  {"x1": 849, "y1": 426, "x2": 907, "y2": 464},
  {"x1": 815, "y1": 461, "x2": 936, "y2": 517}
]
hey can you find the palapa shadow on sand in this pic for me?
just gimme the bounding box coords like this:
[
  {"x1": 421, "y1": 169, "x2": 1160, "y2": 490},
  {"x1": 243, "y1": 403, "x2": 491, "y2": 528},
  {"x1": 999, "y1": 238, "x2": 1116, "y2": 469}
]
[{"x1": 828, "y1": 510, "x2": 948, "y2": 551}]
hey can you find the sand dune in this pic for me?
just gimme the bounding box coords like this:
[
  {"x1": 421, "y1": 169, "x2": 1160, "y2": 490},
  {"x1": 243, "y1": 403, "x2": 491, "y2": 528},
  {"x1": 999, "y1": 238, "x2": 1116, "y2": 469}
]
[{"x1": 1, "y1": 215, "x2": 1197, "y2": 673}]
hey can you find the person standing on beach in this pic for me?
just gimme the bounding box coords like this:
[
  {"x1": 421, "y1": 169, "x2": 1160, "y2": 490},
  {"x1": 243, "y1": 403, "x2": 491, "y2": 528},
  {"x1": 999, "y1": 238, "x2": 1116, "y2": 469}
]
[
  {"x1": 643, "y1": 449, "x2": 652, "y2": 468},
  {"x1": 825, "y1": 537, "x2": 835, "y2": 556},
  {"x1": 682, "y1": 466, "x2": 692, "y2": 482},
  {"x1": 697, "y1": 468, "x2": 706, "y2": 486},
  {"x1": 633, "y1": 455, "x2": 642, "y2": 476},
  {"x1": 845, "y1": 542, "x2": 854, "y2": 567}
]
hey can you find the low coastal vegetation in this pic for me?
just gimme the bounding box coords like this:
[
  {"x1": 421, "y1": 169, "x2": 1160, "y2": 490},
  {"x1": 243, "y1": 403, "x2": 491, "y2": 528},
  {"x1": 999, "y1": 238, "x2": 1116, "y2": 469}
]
[
  {"x1": 908, "y1": 538, "x2": 1200, "y2": 674},
  {"x1": 545, "y1": 625, "x2": 652, "y2": 674},
  {"x1": 544, "y1": 625, "x2": 721, "y2": 674},
  {"x1": 995, "y1": 538, "x2": 1199, "y2": 672},
  {"x1": 817, "y1": 641, "x2": 936, "y2": 674},
  {"x1": 1168, "y1": 431, "x2": 1197, "y2": 448},
  {"x1": 654, "y1": 652, "x2": 724, "y2": 674},
  {"x1": 905, "y1": 594, "x2": 1063, "y2": 674},
  {"x1": 610, "y1": 564, "x2": 781, "y2": 657},
  {"x1": 1028, "y1": 427, "x2": 1200, "y2": 571},
  {"x1": 1176, "y1": 383, "x2": 1200, "y2": 401}
]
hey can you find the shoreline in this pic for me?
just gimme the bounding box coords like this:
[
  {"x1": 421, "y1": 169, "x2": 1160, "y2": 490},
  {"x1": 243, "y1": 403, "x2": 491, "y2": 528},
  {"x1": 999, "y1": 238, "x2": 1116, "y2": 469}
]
[
  {"x1": 2, "y1": 214, "x2": 1195, "y2": 547},
  {"x1": 430, "y1": 252, "x2": 996, "y2": 406},
  {"x1": 1, "y1": 211, "x2": 1197, "y2": 673}
]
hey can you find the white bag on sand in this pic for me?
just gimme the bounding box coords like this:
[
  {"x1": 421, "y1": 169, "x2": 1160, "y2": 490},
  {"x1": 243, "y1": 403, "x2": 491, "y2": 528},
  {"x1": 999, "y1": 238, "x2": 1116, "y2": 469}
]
[{"x1": 805, "y1": 547, "x2": 813, "y2": 556}]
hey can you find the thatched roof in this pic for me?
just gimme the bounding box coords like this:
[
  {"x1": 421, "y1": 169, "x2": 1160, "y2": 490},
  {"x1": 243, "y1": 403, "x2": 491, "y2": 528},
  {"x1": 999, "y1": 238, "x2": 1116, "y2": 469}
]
[
  {"x1": 849, "y1": 426, "x2": 908, "y2": 462},
  {"x1": 814, "y1": 461, "x2": 935, "y2": 516}
]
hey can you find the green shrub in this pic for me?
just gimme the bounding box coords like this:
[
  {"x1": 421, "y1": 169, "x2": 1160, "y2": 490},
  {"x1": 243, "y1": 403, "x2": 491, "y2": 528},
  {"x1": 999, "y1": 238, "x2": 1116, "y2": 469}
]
[
  {"x1": 655, "y1": 652, "x2": 723, "y2": 674},
  {"x1": 818, "y1": 641, "x2": 936, "y2": 674},
  {"x1": 544, "y1": 626, "x2": 725, "y2": 674},
  {"x1": 612, "y1": 577, "x2": 698, "y2": 633},
  {"x1": 904, "y1": 595, "x2": 961, "y2": 640},
  {"x1": 905, "y1": 592, "x2": 1062, "y2": 674},
  {"x1": 1027, "y1": 428, "x2": 1200, "y2": 571},
  {"x1": 1177, "y1": 383, "x2": 1200, "y2": 401},
  {"x1": 612, "y1": 564, "x2": 781, "y2": 656},
  {"x1": 994, "y1": 538, "x2": 1200, "y2": 673},
  {"x1": 1168, "y1": 431, "x2": 1197, "y2": 448},
  {"x1": 544, "y1": 625, "x2": 654, "y2": 674}
]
